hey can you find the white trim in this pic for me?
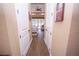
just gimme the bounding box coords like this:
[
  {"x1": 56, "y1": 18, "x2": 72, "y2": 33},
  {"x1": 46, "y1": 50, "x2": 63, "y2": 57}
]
[
  {"x1": 22, "y1": 39, "x2": 32, "y2": 56},
  {"x1": 44, "y1": 37, "x2": 51, "y2": 56}
]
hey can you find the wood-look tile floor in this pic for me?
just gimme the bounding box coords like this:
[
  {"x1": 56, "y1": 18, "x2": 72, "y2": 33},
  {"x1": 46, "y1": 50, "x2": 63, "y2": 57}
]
[{"x1": 26, "y1": 30, "x2": 49, "y2": 56}]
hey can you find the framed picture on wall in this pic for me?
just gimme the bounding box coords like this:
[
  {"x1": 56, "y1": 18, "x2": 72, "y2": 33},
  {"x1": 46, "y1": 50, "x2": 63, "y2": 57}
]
[{"x1": 56, "y1": 3, "x2": 65, "y2": 22}]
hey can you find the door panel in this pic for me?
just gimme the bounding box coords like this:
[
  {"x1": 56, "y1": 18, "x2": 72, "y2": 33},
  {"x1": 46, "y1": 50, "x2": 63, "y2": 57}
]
[
  {"x1": 45, "y1": 4, "x2": 55, "y2": 55},
  {"x1": 15, "y1": 4, "x2": 30, "y2": 55}
]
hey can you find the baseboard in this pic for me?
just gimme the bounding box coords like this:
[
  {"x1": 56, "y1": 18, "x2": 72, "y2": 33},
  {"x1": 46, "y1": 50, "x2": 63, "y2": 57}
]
[
  {"x1": 22, "y1": 39, "x2": 32, "y2": 56},
  {"x1": 44, "y1": 38, "x2": 52, "y2": 56},
  {"x1": 44, "y1": 38, "x2": 50, "y2": 55},
  {"x1": 49, "y1": 50, "x2": 52, "y2": 56}
]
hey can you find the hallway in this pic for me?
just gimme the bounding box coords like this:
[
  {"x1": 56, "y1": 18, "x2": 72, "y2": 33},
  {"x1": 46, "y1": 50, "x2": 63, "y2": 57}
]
[{"x1": 26, "y1": 30, "x2": 49, "y2": 56}]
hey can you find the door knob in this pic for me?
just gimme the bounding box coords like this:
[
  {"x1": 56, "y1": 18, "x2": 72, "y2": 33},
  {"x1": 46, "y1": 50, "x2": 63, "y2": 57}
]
[
  {"x1": 28, "y1": 29, "x2": 30, "y2": 32},
  {"x1": 50, "y1": 32, "x2": 52, "y2": 35},
  {"x1": 20, "y1": 35, "x2": 21, "y2": 38}
]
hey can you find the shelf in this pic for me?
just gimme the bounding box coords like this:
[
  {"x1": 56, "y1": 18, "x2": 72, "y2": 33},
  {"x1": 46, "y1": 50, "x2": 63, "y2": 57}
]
[{"x1": 31, "y1": 11, "x2": 45, "y2": 19}]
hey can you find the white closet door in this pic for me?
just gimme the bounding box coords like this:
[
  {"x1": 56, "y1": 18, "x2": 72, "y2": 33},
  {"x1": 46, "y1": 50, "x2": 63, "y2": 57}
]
[
  {"x1": 15, "y1": 4, "x2": 30, "y2": 55},
  {"x1": 45, "y1": 3, "x2": 55, "y2": 55}
]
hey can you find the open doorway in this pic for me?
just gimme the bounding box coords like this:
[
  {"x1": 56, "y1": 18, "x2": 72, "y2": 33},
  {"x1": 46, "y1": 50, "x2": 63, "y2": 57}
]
[
  {"x1": 30, "y1": 3, "x2": 45, "y2": 39},
  {"x1": 26, "y1": 3, "x2": 49, "y2": 56}
]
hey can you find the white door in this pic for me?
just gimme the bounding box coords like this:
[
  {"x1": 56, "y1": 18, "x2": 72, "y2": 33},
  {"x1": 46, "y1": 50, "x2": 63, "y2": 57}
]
[
  {"x1": 45, "y1": 3, "x2": 55, "y2": 55},
  {"x1": 15, "y1": 4, "x2": 30, "y2": 55}
]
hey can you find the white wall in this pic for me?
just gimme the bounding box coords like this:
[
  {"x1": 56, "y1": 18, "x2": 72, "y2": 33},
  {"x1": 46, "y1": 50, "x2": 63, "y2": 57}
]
[
  {"x1": 0, "y1": 3, "x2": 31, "y2": 56},
  {"x1": 0, "y1": 3, "x2": 20, "y2": 55},
  {"x1": 0, "y1": 4, "x2": 11, "y2": 55},
  {"x1": 66, "y1": 4, "x2": 79, "y2": 56},
  {"x1": 51, "y1": 4, "x2": 74, "y2": 56}
]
